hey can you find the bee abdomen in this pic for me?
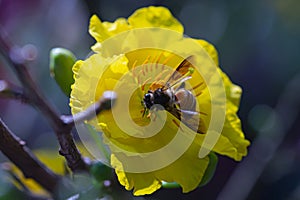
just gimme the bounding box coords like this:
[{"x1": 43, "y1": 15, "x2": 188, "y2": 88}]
[{"x1": 175, "y1": 89, "x2": 196, "y2": 111}]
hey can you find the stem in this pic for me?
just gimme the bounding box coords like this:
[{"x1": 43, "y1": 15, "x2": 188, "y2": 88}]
[
  {"x1": 61, "y1": 91, "x2": 117, "y2": 127},
  {"x1": 0, "y1": 30, "x2": 117, "y2": 173},
  {"x1": 0, "y1": 30, "x2": 87, "y2": 172},
  {"x1": 0, "y1": 119, "x2": 60, "y2": 193},
  {"x1": 0, "y1": 80, "x2": 29, "y2": 103}
]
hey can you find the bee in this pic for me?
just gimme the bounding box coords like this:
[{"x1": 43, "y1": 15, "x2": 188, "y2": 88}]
[{"x1": 142, "y1": 56, "x2": 201, "y2": 131}]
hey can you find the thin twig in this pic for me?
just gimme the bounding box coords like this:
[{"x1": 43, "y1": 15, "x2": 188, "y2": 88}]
[
  {"x1": 0, "y1": 80, "x2": 29, "y2": 103},
  {"x1": 0, "y1": 30, "x2": 87, "y2": 172},
  {"x1": 0, "y1": 29, "x2": 118, "y2": 173},
  {"x1": 0, "y1": 118, "x2": 60, "y2": 193},
  {"x1": 61, "y1": 91, "x2": 117, "y2": 128}
]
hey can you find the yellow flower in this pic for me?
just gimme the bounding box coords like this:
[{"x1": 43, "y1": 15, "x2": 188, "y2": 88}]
[{"x1": 70, "y1": 6, "x2": 250, "y2": 196}]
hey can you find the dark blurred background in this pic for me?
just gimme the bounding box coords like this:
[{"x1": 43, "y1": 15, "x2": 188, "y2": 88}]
[{"x1": 0, "y1": 0, "x2": 299, "y2": 199}]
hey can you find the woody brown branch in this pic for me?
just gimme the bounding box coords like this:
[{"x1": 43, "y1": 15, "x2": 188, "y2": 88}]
[
  {"x1": 0, "y1": 30, "x2": 87, "y2": 172},
  {"x1": 0, "y1": 118, "x2": 60, "y2": 193}
]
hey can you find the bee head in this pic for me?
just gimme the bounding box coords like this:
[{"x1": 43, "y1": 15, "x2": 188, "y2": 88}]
[{"x1": 143, "y1": 92, "x2": 154, "y2": 109}]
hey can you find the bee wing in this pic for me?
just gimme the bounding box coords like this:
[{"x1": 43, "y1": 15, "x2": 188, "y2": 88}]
[
  {"x1": 162, "y1": 55, "x2": 195, "y2": 90},
  {"x1": 181, "y1": 109, "x2": 204, "y2": 134},
  {"x1": 180, "y1": 110, "x2": 199, "y2": 115},
  {"x1": 169, "y1": 107, "x2": 204, "y2": 134}
]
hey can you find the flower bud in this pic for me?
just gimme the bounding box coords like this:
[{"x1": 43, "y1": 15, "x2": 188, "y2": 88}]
[{"x1": 49, "y1": 48, "x2": 76, "y2": 96}]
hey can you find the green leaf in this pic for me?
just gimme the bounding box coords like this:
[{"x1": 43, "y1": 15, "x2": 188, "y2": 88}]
[
  {"x1": 199, "y1": 152, "x2": 218, "y2": 187},
  {"x1": 49, "y1": 48, "x2": 76, "y2": 96},
  {"x1": 161, "y1": 181, "x2": 180, "y2": 189},
  {"x1": 90, "y1": 161, "x2": 112, "y2": 183}
]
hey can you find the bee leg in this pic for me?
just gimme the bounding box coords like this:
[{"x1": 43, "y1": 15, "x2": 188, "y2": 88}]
[
  {"x1": 141, "y1": 109, "x2": 146, "y2": 117},
  {"x1": 151, "y1": 112, "x2": 157, "y2": 122},
  {"x1": 147, "y1": 111, "x2": 157, "y2": 121}
]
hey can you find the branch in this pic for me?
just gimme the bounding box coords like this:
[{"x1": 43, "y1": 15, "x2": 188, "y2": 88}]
[
  {"x1": 61, "y1": 91, "x2": 117, "y2": 127},
  {"x1": 0, "y1": 30, "x2": 117, "y2": 173},
  {"x1": 0, "y1": 118, "x2": 60, "y2": 193},
  {"x1": 0, "y1": 30, "x2": 87, "y2": 172},
  {"x1": 0, "y1": 80, "x2": 29, "y2": 103}
]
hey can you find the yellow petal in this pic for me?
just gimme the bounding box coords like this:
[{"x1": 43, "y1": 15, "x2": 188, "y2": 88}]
[
  {"x1": 89, "y1": 15, "x2": 131, "y2": 43},
  {"x1": 109, "y1": 115, "x2": 211, "y2": 195},
  {"x1": 196, "y1": 39, "x2": 219, "y2": 66},
  {"x1": 128, "y1": 6, "x2": 184, "y2": 33},
  {"x1": 111, "y1": 135, "x2": 210, "y2": 195},
  {"x1": 102, "y1": 18, "x2": 131, "y2": 36},
  {"x1": 211, "y1": 132, "x2": 247, "y2": 161},
  {"x1": 112, "y1": 154, "x2": 162, "y2": 195},
  {"x1": 70, "y1": 54, "x2": 125, "y2": 114},
  {"x1": 221, "y1": 70, "x2": 243, "y2": 110},
  {"x1": 89, "y1": 15, "x2": 110, "y2": 43},
  {"x1": 155, "y1": 144, "x2": 210, "y2": 193},
  {"x1": 219, "y1": 103, "x2": 250, "y2": 161},
  {"x1": 220, "y1": 70, "x2": 250, "y2": 160},
  {"x1": 109, "y1": 54, "x2": 129, "y2": 74},
  {"x1": 192, "y1": 40, "x2": 250, "y2": 160},
  {"x1": 89, "y1": 17, "x2": 131, "y2": 52}
]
